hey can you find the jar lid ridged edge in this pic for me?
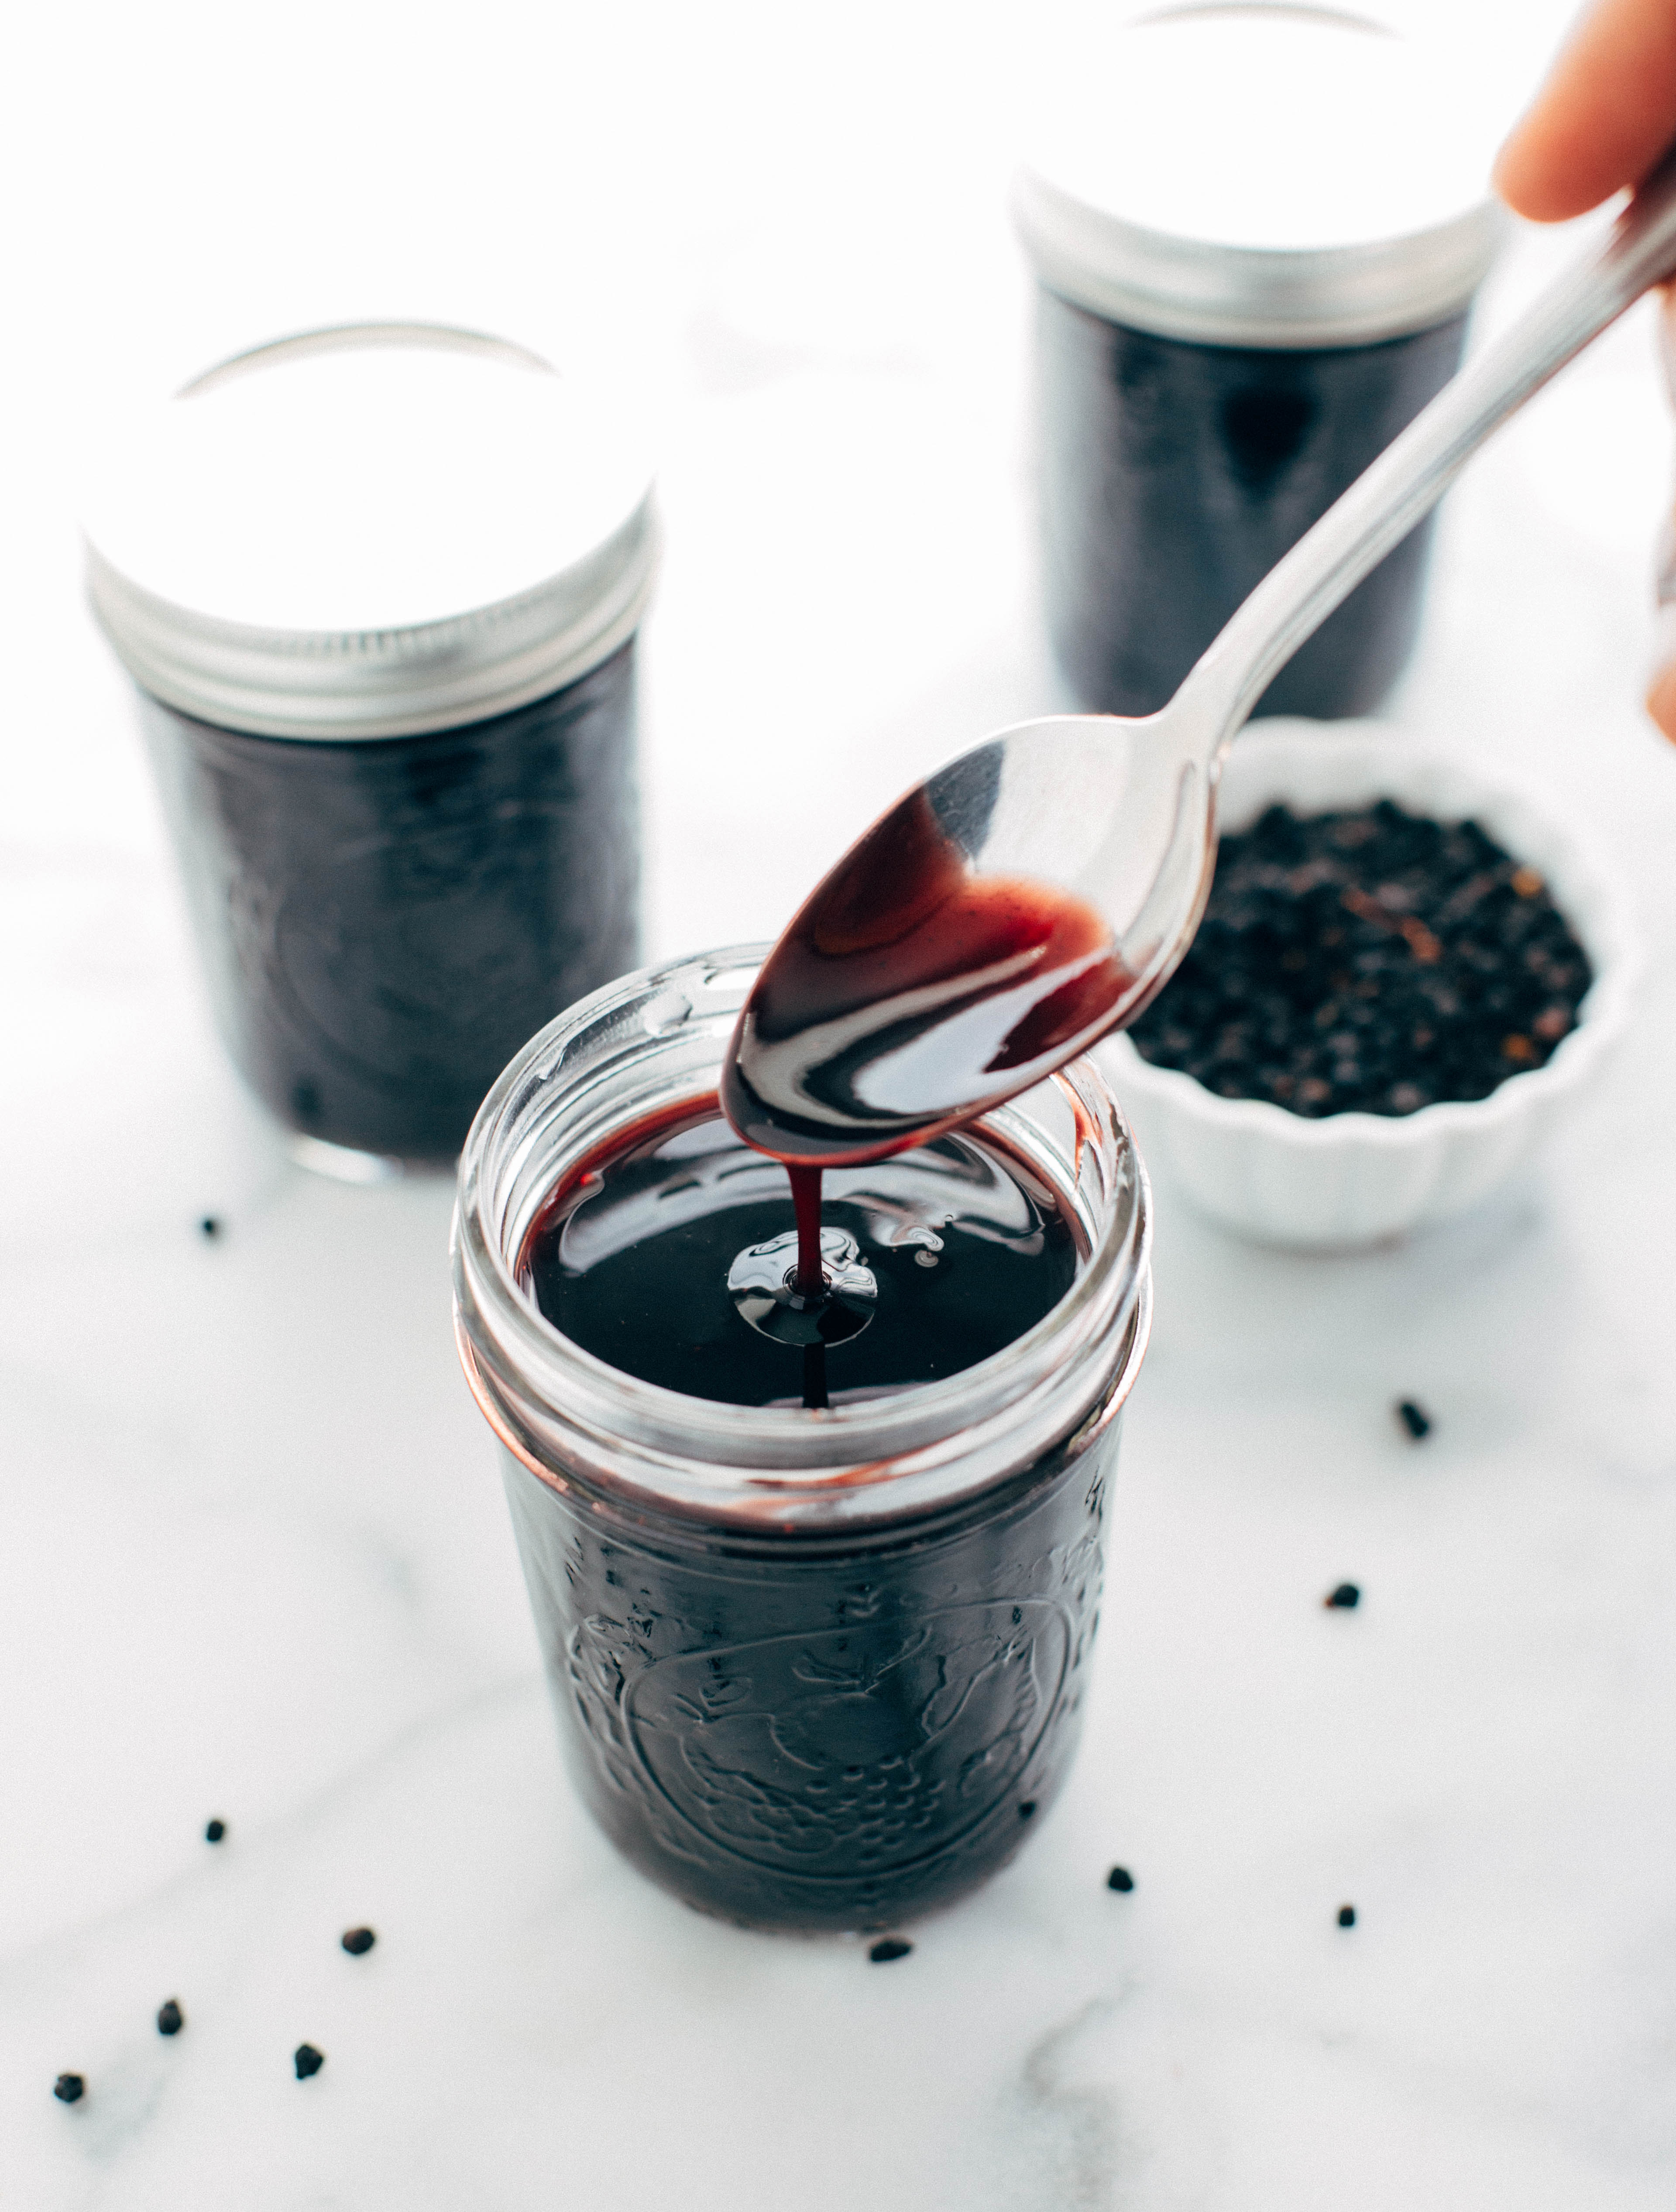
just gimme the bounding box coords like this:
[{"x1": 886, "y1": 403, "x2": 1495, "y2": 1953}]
[
  {"x1": 86, "y1": 492, "x2": 660, "y2": 741},
  {"x1": 1013, "y1": 169, "x2": 1505, "y2": 349}
]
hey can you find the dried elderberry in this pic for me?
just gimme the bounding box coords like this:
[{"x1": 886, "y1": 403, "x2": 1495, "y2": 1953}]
[
  {"x1": 53, "y1": 2073, "x2": 85, "y2": 2104},
  {"x1": 1337, "y1": 1904, "x2": 1357, "y2": 1928},
  {"x1": 203, "y1": 1818, "x2": 227, "y2": 1843},
  {"x1": 869, "y1": 1938, "x2": 913, "y2": 1964},
  {"x1": 1324, "y1": 1583, "x2": 1361, "y2": 1611},
  {"x1": 156, "y1": 1999, "x2": 184, "y2": 2037},
  {"x1": 1106, "y1": 1866, "x2": 1135, "y2": 1893},
  {"x1": 1396, "y1": 1399, "x2": 1432, "y2": 1440},
  {"x1": 340, "y1": 1927, "x2": 376, "y2": 1956},
  {"x1": 1128, "y1": 802, "x2": 1592, "y2": 1117},
  {"x1": 293, "y1": 2043, "x2": 325, "y2": 2079}
]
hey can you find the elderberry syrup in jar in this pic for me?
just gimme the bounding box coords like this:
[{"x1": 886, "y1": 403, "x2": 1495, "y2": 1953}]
[
  {"x1": 84, "y1": 323, "x2": 657, "y2": 1172},
  {"x1": 452, "y1": 949, "x2": 1151, "y2": 1932},
  {"x1": 1014, "y1": 6, "x2": 1502, "y2": 720}
]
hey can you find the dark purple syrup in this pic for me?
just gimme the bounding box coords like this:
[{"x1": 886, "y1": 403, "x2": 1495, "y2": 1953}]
[
  {"x1": 521, "y1": 1097, "x2": 1079, "y2": 1410},
  {"x1": 506, "y1": 1096, "x2": 1110, "y2": 1933},
  {"x1": 500, "y1": 1398, "x2": 1113, "y2": 1931},
  {"x1": 1038, "y1": 294, "x2": 1469, "y2": 717},
  {"x1": 720, "y1": 782, "x2": 1129, "y2": 1172},
  {"x1": 139, "y1": 641, "x2": 638, "y2": 1161}
]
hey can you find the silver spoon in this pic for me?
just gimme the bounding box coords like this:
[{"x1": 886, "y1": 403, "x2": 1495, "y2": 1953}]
[{"x1": 723, "y1": 154, "x2": 1676, "y2": 1169}]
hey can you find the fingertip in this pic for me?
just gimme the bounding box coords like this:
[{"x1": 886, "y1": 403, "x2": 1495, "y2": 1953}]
[
  {"x1": 1492, "y1": 0, "x2": 1676, "y2": 223},
  {"x1": 1492, "y1": 130, "x2": 1597, "y2": 224},
  {"x1": 1644, "y1": 657, "x2": 1676, "y2": 743},
  {"x1": 1489, "y1": 135, "x2": 1525, "y2": 212}
]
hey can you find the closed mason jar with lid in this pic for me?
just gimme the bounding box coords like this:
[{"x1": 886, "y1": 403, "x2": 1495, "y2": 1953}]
[
  {"x1": 452, "y1": 948, "x2": 1152, "y2": 1931},
  {"x1": 1014, "y1": 5, "x2": 1502, "y2": 720},
  {"x1": 84, "y1": 323, "x2": 658, "y2": 1171}
]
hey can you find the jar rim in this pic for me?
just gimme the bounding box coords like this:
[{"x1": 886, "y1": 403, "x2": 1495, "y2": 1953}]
[
  {"x1": 451, "y1": 946, "x2": 1152, "y2": 1531},
  {"x1": 82, "y1": 321, "x2": 659, "y2": 740},
  {"x1": 1013, "y1": 6, "x2": 1504, "y2": 348}
]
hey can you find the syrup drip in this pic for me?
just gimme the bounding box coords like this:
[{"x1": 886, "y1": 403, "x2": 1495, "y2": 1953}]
[{"x1": 787, "y1": 1163, "x2": 826, "y2": 1298}]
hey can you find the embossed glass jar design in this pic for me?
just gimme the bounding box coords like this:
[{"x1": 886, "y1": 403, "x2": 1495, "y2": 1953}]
[
  {"x1": 451, "y1": 948, "x2": 1152, "y2": 1932},
  {"x1": 1013, "y1": 6, "x2": 1502, "y2": 720},
  {"x1": 84, "y1": 322, "x2": 658, "y2": 1172}
]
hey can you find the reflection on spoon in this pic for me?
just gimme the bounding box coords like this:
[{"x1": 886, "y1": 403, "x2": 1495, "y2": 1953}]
[{"x1": 721, "y1": 783, "x2": 1133, "y2": 1171}]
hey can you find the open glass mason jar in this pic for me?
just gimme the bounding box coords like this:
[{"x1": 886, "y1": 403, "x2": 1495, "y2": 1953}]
[
  {"x1": 84, "y1": 322, "x2": 657, "y2": 1174},
  {"x1": 452, "y1": 947, "x2": 1152, "y2": 1931}
]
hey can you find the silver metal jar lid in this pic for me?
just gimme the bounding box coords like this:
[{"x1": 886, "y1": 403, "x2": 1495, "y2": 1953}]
[
  {"x1": 1013, "y1": 6, "x2": 1505, "y2": 350},
  {"x1": 83, "y1": 323, "x2": 659, "y2": 741}
]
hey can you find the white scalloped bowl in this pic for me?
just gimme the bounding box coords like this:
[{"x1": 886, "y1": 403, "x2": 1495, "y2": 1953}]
[{"x1": 1097, "y1": 719, "x2": 1639, "y2": 1250}]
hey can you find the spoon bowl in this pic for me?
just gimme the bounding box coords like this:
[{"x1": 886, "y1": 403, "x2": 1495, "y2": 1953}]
[
  {"x1": 725, "y1": 153, "x2": 1676, "y2": 1165},
  {"x1": 718, "y1": 706, "x2": 1208, "y2": 1165}
]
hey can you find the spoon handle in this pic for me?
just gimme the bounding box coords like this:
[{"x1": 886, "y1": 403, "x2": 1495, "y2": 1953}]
[{"x1": 1184, "y1": 146, "x2": 1676, "y2": 748}]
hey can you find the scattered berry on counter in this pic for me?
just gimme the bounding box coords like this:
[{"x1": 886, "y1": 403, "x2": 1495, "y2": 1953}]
[
  {"x1": 340, "y1": 1927, "x2": 376, "y2": 1956},
  {"x1": 53, "y1": 2074, "x2": 85, "y2": 2105},
  {"x1": 1324, "y1": 1583, "x2": 1361, "y2": 1611},
  {"x1": 1106, "y1": 1866, "x2": 1135, "y2": 1893},
  {"x1": 1396, "y1": 1398, "x2": 1432, "y2": 1440},
  {"x1": 199, "y1": 1216, "x2": 222, "y2": 1240},
  {"x1": 293, "y1": 2044, "x2": 325, "y2": 2080},
  {"x1": 204, "y1": 1818, "x2": 227, "y2": 1843},
  {"x1": 1127, "y1": 801, "x2": 1592, "y2": 1117},
  {"x1": 156, "y1": 1999, "x2": 184, "y2": 2037},
  {"x1": 1017, "y1": 1800, "x2": 1037, "y2": 1821},
  {"x1": 869, "y1": 1938, "x2": 913, "y2": 1964},
  {"x1": 1337, "y1": 1904, "x2": 1357, "y2": 1928}
]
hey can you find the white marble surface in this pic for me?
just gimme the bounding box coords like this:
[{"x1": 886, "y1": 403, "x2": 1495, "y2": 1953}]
[{"x1": 8, "y1": 5, "x2": 1676, "y2": 2206}]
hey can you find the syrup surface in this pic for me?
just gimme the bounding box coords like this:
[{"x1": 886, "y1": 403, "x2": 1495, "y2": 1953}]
[
  {"x1": 521, "y1": 1100, "x2": 1078, "y2": 1408},
  {"x1": 721, "y1": 785, "x2": 1128, "y2": 1169}
]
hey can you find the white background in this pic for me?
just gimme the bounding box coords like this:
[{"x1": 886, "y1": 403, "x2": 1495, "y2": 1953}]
[{"x1": 9, "y1": 4, "x2": 1676, "y2": 2209}]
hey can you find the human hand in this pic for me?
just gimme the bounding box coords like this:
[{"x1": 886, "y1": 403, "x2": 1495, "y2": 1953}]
[{"x1": 1495, "y1": 0, "x2": 1676, "y2": 737}]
